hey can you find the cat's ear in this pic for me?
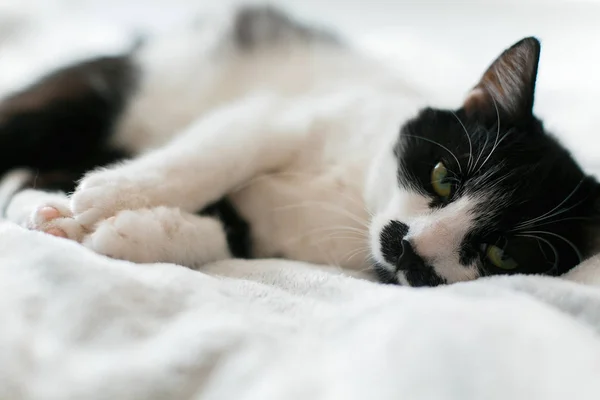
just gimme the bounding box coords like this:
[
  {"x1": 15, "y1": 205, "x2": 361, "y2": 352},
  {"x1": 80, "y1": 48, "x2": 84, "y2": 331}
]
[{"x1": 463, "y1": 37, "x2": 540, "y2": 122}]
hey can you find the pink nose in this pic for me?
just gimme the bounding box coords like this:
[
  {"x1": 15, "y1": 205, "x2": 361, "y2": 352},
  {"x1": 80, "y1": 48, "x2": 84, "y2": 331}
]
[{"x1": 410, "y1": 221, "x2": 454, "y2": 259}]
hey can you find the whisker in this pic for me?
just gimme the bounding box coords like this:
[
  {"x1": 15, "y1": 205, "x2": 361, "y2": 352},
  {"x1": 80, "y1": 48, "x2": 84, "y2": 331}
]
[
  {"x1": 472, "y1": 126, "x2": 490, "y2": 173},
  {"x1": 354, "y1": 260, "x2": 380, "y2": 276},
  {"x1": 282, "y1": 224, "x2": 369, "y2": 251},
  {"x1": 534, "y1": 235, "x2": 550, "y2": 261},
  {"x1": 230, "y1": 171, "x2": 372, "y2": 218},
  {"x1": 318, "y1": 240, "x2": 344, "y2": 273},
  {"x1": 514, "y1": 178, "x2": 586, "y2": 230},
  {"x1": 275, "y1": 201, "x2": 369, "y2": 229},
  {"x1": 477, "y1": 96, "x2": 501, "y2": 172},
  {"x1": 520, "y1": 230, "x2": 582, "y2": 264},
  {"x1": 304, "y1": 224, "x2": 369, "y2": 236},
  {"x1": 343, "y1": 247, "x2": 371, "y2": 264},
  {"x1": 515, "y1": 233, "x2": 559, "y2": 272},
  {"x1": 479, "y1": 128, "x2": 515, "y2": 173},
  {"x1": 515, "y1": 216, "x2": 592, "y2": 231},
  {"x1": 403, "y1": 133, "x2": 463, "y2": 175},
  {"x1": 328, "y1": 184, "x2": 374, "y2": 218},
  {"x1": 451, "y1": 111, "x2": 473, "y2": 174},
  {"x1": 324, "y1": 233, "x2": 368, "y2": 242}
]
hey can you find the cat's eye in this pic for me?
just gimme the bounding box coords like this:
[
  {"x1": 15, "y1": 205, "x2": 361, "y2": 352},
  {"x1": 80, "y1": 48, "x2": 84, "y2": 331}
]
[
  {"x1": 485, "y1": 244, "x2": 519, "y2": 270},
  {"x1": 431, "y1": 162, "x2": 452, "y2": 198}
]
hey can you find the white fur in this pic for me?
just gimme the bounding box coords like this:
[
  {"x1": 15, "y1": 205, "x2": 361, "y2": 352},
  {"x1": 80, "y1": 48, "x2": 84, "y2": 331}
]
[
  {"x1": 406, "y1": 197, "x2": 480, "y2": 282},
  {"x1": 83, "y1": 207, "x2": 231, "y2": 267}
]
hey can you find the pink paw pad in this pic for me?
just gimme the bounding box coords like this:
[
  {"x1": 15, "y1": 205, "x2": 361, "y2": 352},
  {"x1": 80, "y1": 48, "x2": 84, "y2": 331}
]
[
  {"x1": 38, "y1": 206, "x2": 62, "y2": 222},
  {"x1": 45, "y1": 227, "x2": 68, "y2": 238}
]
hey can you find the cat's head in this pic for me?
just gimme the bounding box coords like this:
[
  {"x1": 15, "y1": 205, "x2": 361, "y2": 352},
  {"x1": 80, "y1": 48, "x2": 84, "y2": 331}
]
[{"x1": 370, "y1": 37, "x2": 600, "y2": 286}]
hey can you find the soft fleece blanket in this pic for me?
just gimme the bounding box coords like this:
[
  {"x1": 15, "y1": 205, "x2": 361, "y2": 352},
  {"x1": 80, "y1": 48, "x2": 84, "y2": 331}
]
[{"x1": 1, "y1": 222, "x2": 600, "y2": 400}]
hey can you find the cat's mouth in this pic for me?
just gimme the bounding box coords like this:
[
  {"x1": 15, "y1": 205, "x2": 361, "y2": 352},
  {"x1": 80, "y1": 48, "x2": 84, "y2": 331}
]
[
  {"x1": 373, "y1": 261, "x2": 446, "y2": 287},
  {"x1": 373, "y1": 262, "x2": 399, "y2": 285}
]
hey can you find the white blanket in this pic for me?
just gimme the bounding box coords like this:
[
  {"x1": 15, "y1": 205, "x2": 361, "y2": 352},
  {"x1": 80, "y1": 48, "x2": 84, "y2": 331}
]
[{"x1": 2, "y1": 221, "x2": 600, "y2": 400}]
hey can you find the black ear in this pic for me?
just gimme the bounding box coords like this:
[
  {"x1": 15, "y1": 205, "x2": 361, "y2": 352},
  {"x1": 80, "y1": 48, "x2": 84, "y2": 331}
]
[{"x1": 463, "y1": 37, "x2": 541, "y2": 122}]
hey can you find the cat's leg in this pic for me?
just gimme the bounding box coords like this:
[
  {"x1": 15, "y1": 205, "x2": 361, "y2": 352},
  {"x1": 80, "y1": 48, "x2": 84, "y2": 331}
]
[
  {"x1": 85, "y1": 207, "x2": 231, "y2": 267},
  {"x1": 5, "y1": 187, "x2": 232, "y2": 267},
  {"x1": 67, "y1": 94, "x2": 305, "y2": 229},
  {"x1": 27, "y1": 205, "x2": 231, "y2": 268}
]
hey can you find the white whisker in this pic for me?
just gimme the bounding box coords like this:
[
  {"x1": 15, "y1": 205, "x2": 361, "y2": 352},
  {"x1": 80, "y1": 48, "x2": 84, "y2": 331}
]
[
  {"x1": 324, "y1": 233, "x2": 368, "y2": 242},
  {"x1": 478, "y1": 95, "x2": 501, "y2": 172},
  {"x1": 298, "y1": 224, "x2": 369, "y2": 237},
  {"x1": 275, "y1": 201, "x2": 369, "y2": 229},
  {"x1": 343, "y1": 247, "x2": 371, "y2": 264},
  {"x1": 282, "y1": 224, "x2": 368, "y2": 251},
  {"x1": 520, "y1": 230, "x2": 582, "y2": 264},
  {"x1": 518, "y1": 216, "x2": 591, "y2": 230},
  {"x1": 473, "y1": 126, "x2": 490, "y2": 173},
  {"x1": 514, "y1": 178, "x2": 586, "y2": 230},
  {"x1": 403, "y1": 133, "x2": 463, "y2": 175},
  {"x1": 230, "y1": 170, "x2": 370, "y2": 219},
  {"x1": 515, "y1": 233, "x2": 559, "y2": 272},
  {"x1": 451, "y1": 111, "x2": 473, "y2": 174}
]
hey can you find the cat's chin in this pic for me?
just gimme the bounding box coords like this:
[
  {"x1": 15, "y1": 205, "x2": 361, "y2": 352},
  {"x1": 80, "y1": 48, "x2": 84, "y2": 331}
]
[
  {"x1": 372, "y1": 255, "x2": 451, "y2": 287},
  {"x1": 373, "y1": 262, "x2": 400, "y2": 285}
]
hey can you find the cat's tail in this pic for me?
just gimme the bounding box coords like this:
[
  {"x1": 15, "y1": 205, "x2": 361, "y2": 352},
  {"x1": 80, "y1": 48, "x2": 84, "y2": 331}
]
[{"x1": 229, "y1": 5, "x2": 341, "y2": 52}]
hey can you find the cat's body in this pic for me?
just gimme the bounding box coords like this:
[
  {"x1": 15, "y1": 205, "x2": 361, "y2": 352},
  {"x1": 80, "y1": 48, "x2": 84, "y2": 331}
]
[
  {"x1": 113, "y1": 22, "x2": 418, "y2": 269},
  {"x1": 1, "y1": 6, "x2": 598, "y2": 286}
]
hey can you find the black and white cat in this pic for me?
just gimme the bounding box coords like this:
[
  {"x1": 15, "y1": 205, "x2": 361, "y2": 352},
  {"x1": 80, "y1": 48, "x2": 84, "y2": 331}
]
[{"x1": 1, "y1": 6, "x2": 598, "y2": 286}]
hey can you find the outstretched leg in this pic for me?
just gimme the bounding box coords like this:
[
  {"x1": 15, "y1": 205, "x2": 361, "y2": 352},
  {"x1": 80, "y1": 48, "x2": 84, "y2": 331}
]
[{"x1": 8, "y1": 195, "x2": 232, "y2": 268}]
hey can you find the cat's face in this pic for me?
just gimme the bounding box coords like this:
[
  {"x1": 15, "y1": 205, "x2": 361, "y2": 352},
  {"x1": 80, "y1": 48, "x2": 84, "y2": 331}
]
[{"x1": 370, "y1": 37, "x2": 600, "y2": 286}]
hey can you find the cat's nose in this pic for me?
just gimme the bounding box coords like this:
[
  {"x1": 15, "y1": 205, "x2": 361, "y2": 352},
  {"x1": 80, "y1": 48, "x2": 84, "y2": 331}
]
[
  {"x1": 380, "y1": 220, "x2": 409, "y2": 265},
  {"x1": 396, "y1": 239, "x2": 425, "y2": 272}
]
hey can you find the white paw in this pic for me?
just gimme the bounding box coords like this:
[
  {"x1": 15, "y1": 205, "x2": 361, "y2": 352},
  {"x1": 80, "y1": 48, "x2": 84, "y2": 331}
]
[
  {"x1": 81, "y1": 207, "x2": 181, "y2": 264},
  {"x1": 70, "y1": 169, "x2": 157, "y2": 228},
  {"x1": 28, "y1": 202, "x2": 85, "y2": 242},
  {"x1": 81, "y1": 207, "x2": 230, "y2": 267}
]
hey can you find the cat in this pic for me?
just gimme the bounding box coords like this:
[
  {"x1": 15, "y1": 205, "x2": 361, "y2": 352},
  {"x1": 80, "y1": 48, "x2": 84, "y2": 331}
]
[{"x1": 0, "y1": 5, "x2": 598, "y2": 286}]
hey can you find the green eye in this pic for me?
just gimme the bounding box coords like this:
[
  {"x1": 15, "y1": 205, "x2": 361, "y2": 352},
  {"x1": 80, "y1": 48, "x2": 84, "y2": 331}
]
[
  {"x1": 485, "y1": 245, "x2": 519, "y2": 270},
  {"x1": 431, "y1": 162, "x2": 452, "y2": 198}
]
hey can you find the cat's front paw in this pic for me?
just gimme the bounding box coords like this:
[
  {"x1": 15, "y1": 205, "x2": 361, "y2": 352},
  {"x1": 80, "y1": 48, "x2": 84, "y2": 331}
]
[
  {"x1": 28, "y1": 203, "x2": 86, "y2": 242},
  {"x1": 70, "y1": 169, "x2": 156, "y2": 228},
  {"x1": 81, "y1": 208, "x2": 180, "y2": 263}
]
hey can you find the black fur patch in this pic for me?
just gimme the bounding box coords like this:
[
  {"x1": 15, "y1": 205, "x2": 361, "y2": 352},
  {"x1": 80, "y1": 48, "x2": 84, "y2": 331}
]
[
  {"x1": 201, "y1": 199, "x2": 251, "y2": 259},
  {"x1": 373, "y1": 262, "x2": 399, "y2": 285},
  {"x1": 403, "y1": 263, "x2": 446, "y2": 287},
  {"x1": 379, "y1": 220, "x2": 409, "y2": 266}
]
